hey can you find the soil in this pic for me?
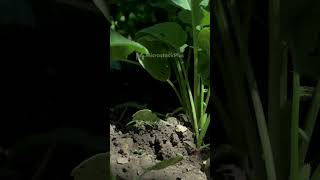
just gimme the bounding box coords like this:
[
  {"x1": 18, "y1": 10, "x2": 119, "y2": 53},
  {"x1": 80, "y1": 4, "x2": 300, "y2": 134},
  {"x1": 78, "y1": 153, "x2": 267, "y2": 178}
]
[{"x1": 110, "y1": 117, "x2": 210, "y2": 180}]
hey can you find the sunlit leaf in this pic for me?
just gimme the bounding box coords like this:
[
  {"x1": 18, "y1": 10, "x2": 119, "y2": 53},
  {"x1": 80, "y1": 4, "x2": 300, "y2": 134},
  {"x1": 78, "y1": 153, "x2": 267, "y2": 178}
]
[
  {"x1": 110, "y1": 29, "x2": 149, "y2": 62},
  {"x1": 169, "y1": 0, "x2": 191, "y2": 10}
]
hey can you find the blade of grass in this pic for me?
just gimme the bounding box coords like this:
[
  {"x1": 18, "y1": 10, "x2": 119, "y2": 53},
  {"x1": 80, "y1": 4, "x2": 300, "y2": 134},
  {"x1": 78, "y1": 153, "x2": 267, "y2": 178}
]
[
  {"x1": 226, "y1": 2, "x2": 277, "y2": 180},
  {"x1": 191, "y1": 0, "x2": 201, "y2": 118},
  {"x1": 300, "y1": 80, "x2": 320, "y2": 163},
  {"x1": 269, "y1": 0, "x2": 288, "y2": 178},
  {"x1": 213, "y1": 1, "x2": 267, "y2": 179},
  {"x1": 290, "y1": 72, "x2": 300, "y2": 180},
  {"x1": 197, "y1": 114, "x2": 210, "y2": 147}
]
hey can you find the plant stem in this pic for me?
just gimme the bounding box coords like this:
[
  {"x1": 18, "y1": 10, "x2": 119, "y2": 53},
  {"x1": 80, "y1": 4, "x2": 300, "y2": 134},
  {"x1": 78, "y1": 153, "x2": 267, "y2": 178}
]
[
  {"x1": 290, "y1": 72, "x2": 300, "y2": 180},
  {"x1": 178, "y1": 58, "x2": 199, "y2": 140},
  {"x1": 226, "y1": 2, "x2": 277, "y2": 179},
  {"x1": 174, "y1": 59, "x2": 191, "y2": 118},
  {"x1": 200, "y1": 83, "x2": 205, "y2": 127},
  {"x1": 191, "y1": 0, "x2": 200, "y2": 118},
  {"x1": 203, "y1": 86, "x2": 210, "y2": 113},
  {"x1": 300, "y1": 80, "x2": 320, "y2": 163}
]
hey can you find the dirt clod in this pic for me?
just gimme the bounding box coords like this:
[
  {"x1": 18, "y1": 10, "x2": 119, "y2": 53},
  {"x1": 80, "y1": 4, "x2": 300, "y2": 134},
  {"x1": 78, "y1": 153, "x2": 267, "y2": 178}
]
[{"x1": 110, "y1": 117, "x2": 209, "y2": 180}]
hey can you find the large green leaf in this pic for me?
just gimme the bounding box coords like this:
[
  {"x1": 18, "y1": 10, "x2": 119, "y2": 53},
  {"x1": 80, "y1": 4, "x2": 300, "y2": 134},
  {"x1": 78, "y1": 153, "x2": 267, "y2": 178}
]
[
  {"x1": 169, "y1": 0, "x2": 191, "y2": 10},
  {"x1": 71, "y1": 153, "x2": 115, "y2": 180},
  {"x1": 135, "y1": 22, "x2": 187, "y2": 50},
  {"x1": 178, "y1": 7, "x2": 209, "y2": 27},
  {"x1": 198, "y1": 27, "x2": 210, "y2": 53},
  {"x1": 136, "y1": 36, "x2": 171, "y2": 82},
  {"x1": 110, "y1": 30, "x2": 149, "y2": 62}
]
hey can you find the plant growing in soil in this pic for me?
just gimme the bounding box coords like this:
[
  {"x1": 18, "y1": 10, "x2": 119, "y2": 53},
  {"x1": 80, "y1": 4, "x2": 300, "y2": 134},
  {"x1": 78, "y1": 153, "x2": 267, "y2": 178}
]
[{"x1": 105, "y1": 0, "x2": 211, "y2": 149}]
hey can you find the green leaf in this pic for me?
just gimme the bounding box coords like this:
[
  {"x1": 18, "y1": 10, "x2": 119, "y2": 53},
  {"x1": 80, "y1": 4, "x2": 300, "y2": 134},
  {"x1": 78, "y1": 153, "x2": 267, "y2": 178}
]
[
  {"x1": 135, "y1": 22, "x2": 187, "y2": 50},
  {"x1": 177, "y1": 8, "x2": 209, "y2": 26},
  {"x1": 110, "y1": 29, "x2": 149, "y2": 62},
  {"x1": 136, "y1": 36, "x2": 171, "y2": 82},
  {"x1": 197, "y1": 114, "x2": 210, "y2": 147},
  {"x1": 132, "y1": 109, "x2": 159, "y2": 122},
  {"x1": 140, "y1": 155, "x2": 183, "y2": 178},
  {"x1": 177, "y1": 10, "x2": 191, "y2": 24},
  {"x1": 299, "y1": 128, "x2": 310, "y2": 143},
  {"x1": 71, "y1": 153, "x2": 112, "y2": 180},
  {"x1": 200, "y1": 0, "x2": 209, "y2": 8},
  {"x1": 169, "y1": 0, "x2": 191, "y2": 10},
  {"x1": 93, "y1": 0, "x2": 111, "y2": 22},
  {"x1": 198, "y1": 27, "x2": 210, "y2": 53}
]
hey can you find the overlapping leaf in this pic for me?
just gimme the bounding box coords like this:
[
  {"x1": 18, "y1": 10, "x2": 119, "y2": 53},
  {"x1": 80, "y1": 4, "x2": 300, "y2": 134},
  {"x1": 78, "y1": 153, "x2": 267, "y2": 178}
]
[
  {"x1": 110, "y1": 30, "x2": 149, "y2": 62},
  {"x1": 135, "y1": 22, "x2": 187, "y2": 50},
  {"x1": 136, "y1": 35, "x2": 172, "y2": 82}
]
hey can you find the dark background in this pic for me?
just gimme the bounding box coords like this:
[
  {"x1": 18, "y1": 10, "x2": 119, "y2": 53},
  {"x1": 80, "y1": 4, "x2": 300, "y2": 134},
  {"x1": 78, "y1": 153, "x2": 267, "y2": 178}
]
[{"x1": 0, "y1": 0, "x2": 107, "y2": 179}]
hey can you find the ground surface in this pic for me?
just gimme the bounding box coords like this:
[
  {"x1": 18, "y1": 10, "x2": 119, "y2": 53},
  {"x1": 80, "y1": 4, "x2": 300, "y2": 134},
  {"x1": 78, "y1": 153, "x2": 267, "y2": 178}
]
[{"x1": 110, "y1": 117, "x2": 210, "y2": 180}]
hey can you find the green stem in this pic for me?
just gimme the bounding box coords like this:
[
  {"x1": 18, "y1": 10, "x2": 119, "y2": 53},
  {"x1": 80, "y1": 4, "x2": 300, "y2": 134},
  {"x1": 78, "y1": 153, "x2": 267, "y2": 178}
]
[
  {"x1": 203, "y1": 86, "x2": 210, "y2": 113},
  {"x1": 300, "y1": 80, "x2": 320, "y2": 163},
  {"x1": 173, "y1": 59, "x2": 191, "y2": 118},
  {"x1": 200, "y1": 83, "x2": 205, "y2": 127},
  {"x1": 290, "y1": 72, "x2": 300, "y2": 180},
  {"x1": 191, "y1": 0, "x2": 200, "y2": 118},
  {"x1": 178, "y1": 59, "x2": 199, "y2": 140},
  {"x1": 226, "y1": 2, "x2": 277, "y2": 179}
]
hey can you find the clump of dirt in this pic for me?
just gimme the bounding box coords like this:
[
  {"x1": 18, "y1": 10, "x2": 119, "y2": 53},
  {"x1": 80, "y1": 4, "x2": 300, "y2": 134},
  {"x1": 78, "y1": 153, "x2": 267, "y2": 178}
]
[{"x1": 110, "y1": 117, "x2": 210, "y2": 180}]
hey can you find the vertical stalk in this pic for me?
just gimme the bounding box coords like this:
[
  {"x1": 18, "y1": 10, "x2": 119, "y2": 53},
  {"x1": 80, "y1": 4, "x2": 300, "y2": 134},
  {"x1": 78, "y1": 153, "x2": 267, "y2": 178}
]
[
  {"x1": 290, "y1": 72, "x2": 300, "y2": 180},
  {"x1": 200, "y1": 83, "x2": 205, "y2": 128},
  {"x1": 191, "y1": 0, "x2": 200, "y2": 118},
  {"x1": 300, "y1": 80, "x2": 320, "y2": 162},
  {"x1": 269, "y1": 0, "x2": 288, "y2": 178},
  {"x1": 226, "y1": 2, "x2": 277, "y2": 179},
  {"x1": 177, "y1": 59, "x2": 199, "y2": 140}
]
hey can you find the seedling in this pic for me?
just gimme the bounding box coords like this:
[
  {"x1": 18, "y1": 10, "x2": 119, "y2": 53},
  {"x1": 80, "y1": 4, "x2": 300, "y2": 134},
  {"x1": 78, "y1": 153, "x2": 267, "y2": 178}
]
[{"x1": 102, "y1": 0, "x2": 211, "y2": 149}]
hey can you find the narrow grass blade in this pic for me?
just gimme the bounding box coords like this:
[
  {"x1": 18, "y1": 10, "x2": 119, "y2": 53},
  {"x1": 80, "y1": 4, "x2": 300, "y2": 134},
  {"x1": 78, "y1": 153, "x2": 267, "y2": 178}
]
[
  {"x1": 197, "y1": 114, "x2": 210, "y2": 147},
  {"x1": 290, "y1": 72, "x2": 300, "y2": 180},
  {"x1": 300, "y1": 80, "x2": 320, "y2": 163},
  {"x1": 226, "y1": 1, "x2": 277, "y2": 179}
]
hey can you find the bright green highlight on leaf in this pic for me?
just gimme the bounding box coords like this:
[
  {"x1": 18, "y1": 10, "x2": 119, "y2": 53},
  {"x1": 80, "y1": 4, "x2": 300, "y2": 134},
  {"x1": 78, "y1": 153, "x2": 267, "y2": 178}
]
[{"x1": 110, "y1": 29, "x2": 149, "y2": 62}]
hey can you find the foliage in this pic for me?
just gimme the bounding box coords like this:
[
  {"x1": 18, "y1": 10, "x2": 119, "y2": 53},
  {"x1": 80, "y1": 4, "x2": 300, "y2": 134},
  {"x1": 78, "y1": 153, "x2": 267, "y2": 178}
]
[
  {"x1": 126, "y1": 109, "x2": 160, "y2": 128},
  {"x1": 213, "y1": 0, "x2": 320, "y2": 180},
  {"x1": 100, "y1": 0, "x2": 211, "y2": 149}
]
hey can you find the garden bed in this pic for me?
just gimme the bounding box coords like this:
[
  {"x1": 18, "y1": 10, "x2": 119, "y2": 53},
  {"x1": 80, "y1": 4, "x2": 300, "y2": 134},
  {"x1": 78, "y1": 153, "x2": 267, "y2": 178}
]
[{"x1": 110, "y1": 117, "x2": 210, "y2": 180}]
